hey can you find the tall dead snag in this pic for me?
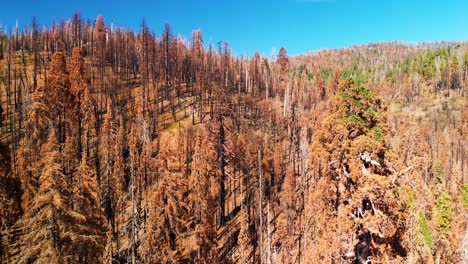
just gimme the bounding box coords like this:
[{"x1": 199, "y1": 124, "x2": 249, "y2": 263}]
[
  {"x1": 95, "y1": 15, "x2": 106, "y2": 111},
  {"x1": 305, "y1": 80, "x2": 409, "y2": 263},
  {"x1": 95, "y1": 15, "x2": 106, "y2": 65},
  {"x1": 208, "y1": 80, "x2": 235, "y2": 228},
  {"x1": 31, "y1": 16, "x2": 39, "y2": 92},
  {"x1": 190, "y1": 30, "x2": 205, "y2": 124},
  {"x1": 138, "y1": 19, "x2": 151, "y2": 117},
  {"x1": 162, "y1": 23, "x2": 173, "y2": 104},
  {"x1": 217, "y1": 116, "x2": 228, "y2": 227},
  {"x1": 277, "y1": 47, "x2": 289, "y2": 94}
]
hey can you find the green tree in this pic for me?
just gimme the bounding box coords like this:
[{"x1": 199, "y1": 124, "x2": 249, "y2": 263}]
[
  {"x1": 433, "y1": 162, "x2": 454, "y2": 238},
  {"x1": 449, "y1": 53, "x2": 460, "y2": 90},
  {"x1": 305, "y1": 80, "x2": 408, "y2": 263},
  {"x1": 436, "y1": 191, "x2": 453, "y2": 237},
  {"x1": 462, "y1": 184, "x2": 468, "y2": 207},
  {"x1": 422, "y1": 50, "x2": 435, "y2": 79}
]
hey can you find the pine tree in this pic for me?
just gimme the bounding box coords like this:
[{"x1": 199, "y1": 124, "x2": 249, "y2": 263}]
[
  {"x1": 305, "y1": 80, "x2": 409, "y2": 263},
  {"x1": 99, "y1": 101, "x2": 116, "y2": 232},
  {"x1": 17, "y1": 88, "x2": 49, "y2": 210},
  {"x1": 20, "y1": 129, "x2": 106, "y2": 263},
  {"x1": 94, "y1": 15, "x2": 106, "y2": 111},
  {"x1": 277, "y1": 47, "x2": 289, "y2": 74},
  {"x1": 449, "y1": 53, "x2": 460, "y2": 90},
  {"x1": 79, "y1": 70, "x2": 97, "y2": 159},
  {"x1": 95, "y1": 15, "x2": 106, "y2": 66},
  {"x1": 69, "y1": 47, "x2": 88, "y2": 160},
  {"x1": 62, "y1": 49, "x2": 84, "y2": 202},
  {"x1": 68, "y1": 154, "x2": 107, "y2": 263},
  {"x1": 44, "y1": 51, "x2": 73, "y2": 143},
  {"x1": 19, "y1": 131, "x2": 68, "y2": 263}
]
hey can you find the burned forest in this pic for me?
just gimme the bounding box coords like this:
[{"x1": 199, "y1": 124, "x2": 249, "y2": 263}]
[{"x1": 0, "y1": 13, "x2": 467, "y2": 264}]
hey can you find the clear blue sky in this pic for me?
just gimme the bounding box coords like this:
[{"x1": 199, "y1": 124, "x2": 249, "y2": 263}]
[{"x1": 0, "y1": 0, "x2": 467, "y2": 56}]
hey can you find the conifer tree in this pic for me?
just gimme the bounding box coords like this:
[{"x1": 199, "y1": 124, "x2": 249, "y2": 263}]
[
  {"x1": 79, "y1": 70, "x2": 97, "y2": 159},
  {"x1": 277, "y1": 47, "x2": 288, "y2": 71},
  {"x1": 95, "y1": 15, "x2": 106, "y2": 66},
  {"x1": 45, "y1": 51, "x2": 73, "y2": 143},
  {"x1": 19, "y1": 130, "x2": 68, "y2": 263},
  {"x1": 99, "y1": 101, "x2": 116, "y2": 231},
  {"x1": 20, "y1": 129, "x2": 106, "y2": 263},
  {"x1": 95, "y1": 15, "x2": 106, "y2": 111},
  {"x1": 305, "y1": 80, "x2": 409, "y2": 263},
  {"x1": 70, "y1": 47, "x2": 87, "y2": 156},
  {"x1": 449, "y1": 53, "x2": 460, "y2": 90},
  {"x1": 68, "y1": 154, "x2": 107, "y2": 263},
  {"x1": 17, "y1": 88, "x2": 49, "y2": 210}
]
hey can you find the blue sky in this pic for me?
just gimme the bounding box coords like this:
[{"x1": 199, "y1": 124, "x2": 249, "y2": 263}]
[{"x1": 0, "y1": 0, "x2": 467, "y2": 56}]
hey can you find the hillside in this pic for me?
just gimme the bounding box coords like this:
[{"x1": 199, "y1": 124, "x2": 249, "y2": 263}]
[{"x1": 0, "y1": 14, "x2": 467, "y2": 264}]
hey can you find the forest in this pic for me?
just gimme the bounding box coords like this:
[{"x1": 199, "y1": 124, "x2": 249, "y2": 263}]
[{"x1": 0, "y1": 13, "x2": 467, "y2": 264}]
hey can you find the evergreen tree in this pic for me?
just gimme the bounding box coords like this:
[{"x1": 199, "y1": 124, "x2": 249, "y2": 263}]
[
  {"x1": 99, "y1": 101, "x2": 116, "y2": 232},
  {"x1": 69, "y1": 154, "x2": 107, "y2": 263},
  {"x1": 17, "y1": 88, "x2": 49, "y2": 210},
  {"x1": 449, "y1": 53, "x2": 460, "y2": 90},
  {"x1": 44, "y1": 51, "x2": 73, "y2": 143},
  {"x1": 19, "y1": 131, "x2": 68, "y2": 263},
  {"x1": 305, "y1": 80, "x2": 409, "y2": 263},
  {"x1": 95, "y1": 15, "x2": 106, "y2": 66},
  {"x1": 70, "y1": 47, "x2": 87, "y2": 156}
]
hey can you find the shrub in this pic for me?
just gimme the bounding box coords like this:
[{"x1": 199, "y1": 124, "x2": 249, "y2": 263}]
[
  {"x1": 372, "y1": 127, "x2": 383, "y2": 142},
  {"x1": 462, "y1": 184, "x2": 468, "y2": 207},
  {"x1": 417, "y1": 210, "x2": 434, "y2": 252},
  {"x1": 436, "y1": 190, "x2": 453, "y2": 237}
]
